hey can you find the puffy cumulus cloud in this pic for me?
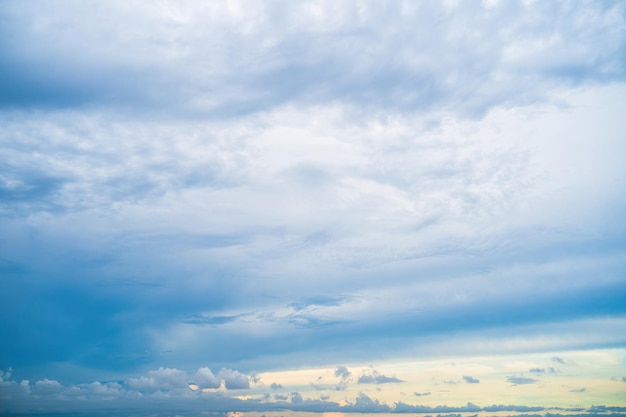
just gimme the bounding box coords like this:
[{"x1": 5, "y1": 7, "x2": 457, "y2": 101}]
[
  {"x1": 344, "y1": 392, "x2": 390, "y2": 413},
  {"x1": 194, "y1": 367, "x2": 220, "y2": 389},
  {"x1": 31, "y1": 379, "x2": 63, "y2": 396},
  {"x1": 126, "y1": 367, "x2": 189, "y2": 392},
  {"x1": 218, "y1": 369, "x2": 250, "y2": 390},
  {"x1": 124, "y1": 367, "x2": 251, "y2": 392}
]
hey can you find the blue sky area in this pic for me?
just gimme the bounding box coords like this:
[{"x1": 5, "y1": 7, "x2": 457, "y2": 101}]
[{"x1": 1, "y1": 1, "x2": 626, "y2": 416}]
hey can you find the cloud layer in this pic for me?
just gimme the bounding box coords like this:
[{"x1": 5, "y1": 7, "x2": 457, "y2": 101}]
[{"x1": 1, "y1": 0, "x2": 625, "y2": 414}]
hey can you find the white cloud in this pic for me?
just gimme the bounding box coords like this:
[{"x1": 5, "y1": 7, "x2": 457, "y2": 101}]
[
  {"x1": 31, "y1": 379, "x2": 63, "y2": 396},
  {"x1": 126, "y1": 367, "x2": 189, "y2": 392}
]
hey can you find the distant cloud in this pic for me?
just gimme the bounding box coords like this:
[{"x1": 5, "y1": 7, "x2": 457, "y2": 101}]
[
  {"x1": 483, "y1": 405, "x2": 545, "y2": 412},
  {"x1": 335, "y1": 365, "x2": 352, "y2": 390},
  {"x1": 270, "y1": 382, "x2": 283, "y2": 389},
  {"x1": 335, "y1": 366, "x2": 351, "y2": 379},
  {"x1": 0, "y1": 368, "x2": 623, "y2": 417},
  {"x1": 552, "y1": 356, "x2": 576, "y2": 366},
  {"x1": 529, "y1": 367, "x2": 558, "y2": 374},
  {"x1": 507, "y1": 376, "x2": 539, "y2": 385},
  {"x1": 414, "y1": 391, "x2": 431, "y2": 397},
  {"x1": 218, "y1": 369, "x2": 250, "y2": 389},
  {"x1": 31, "y1": 379, "x2": 63, "y2": 396},
  {"x1": 194, "y1": 367, "x2": 220, "y2": 389},
  {"x1": 463, "y1": 376, "x2": 480, "y2": 384},
  {"x1": 358, "y1": 370, "x2": 404, "y2": 384},
  {"x1": 570, "y1": 388, "x2": 586, "y2": 393},
  {"x1": 126, "y1": 367, "x2": 188, "y2": 392}
]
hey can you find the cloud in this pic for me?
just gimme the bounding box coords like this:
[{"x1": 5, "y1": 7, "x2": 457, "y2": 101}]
[
  {"x1": 529, "y1": 367, "x2": 558, "y2": 374},
  {"x1": 552, "y1": 356, "x2": 577, "y2": 366},
  {"x1": 344, "y1": 392, "x2": 390, "y2": 413},
  {"x1": 1, "y1": 2, "x2": 624, "y2": 117},
  {"x1": 1, "y1": 1, "x2": 626, "y2": 413},
  {"x1": 334, "y1": 365, "x2": 352, "y2": 390},
  {"x1": 507, "y1": 376, "x2": 539, "y2": 385},
  {"x1": 463, "y1": 375, "x2": 480, "y2": 384},
  {"x1": 483, "y1": 405, "x2": 545, "y2": 412},
  {"x1": 0, "y1": 367, "x2": 623, "y2": 417},
  {"x1": 126, "y1": 367, "x2": 189, "y2": 392},
  {"x1": 270, "y1": 382, "x2": 283, "y2": 389},
  {"x1": 571, "y1": 388, "x2": 586, "y2": 393},
  {"x1": 30, "y1": 379, "x2": 63, "y2": 396},
  {"x1": 414, "y1": 391, "x2": 431, "y2": 397},
  {"x1": 194, "y1": 367, "x2": 220, "y2": 389},
  {"x1": 358, "y1": 371, "x2": 404, "y2": 384},
  {"x1": 218, "y1": 369, "x2": 250, "y2": 390},
  {"x1": 334, "y1": 365, "x2": 351, "y2": 379}
]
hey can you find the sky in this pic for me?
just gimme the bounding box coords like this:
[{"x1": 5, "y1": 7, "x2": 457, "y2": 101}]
[{"x1": 1, "y1": 1, "x2": 626, "y2": 416}]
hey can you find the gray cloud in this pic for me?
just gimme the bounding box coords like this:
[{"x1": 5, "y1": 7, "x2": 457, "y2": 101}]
[
  {"x1": 334, "y1": 365, "x2": 352, "y2": 390},
  {"x1": 529, "y1": 367, "x2": 558, "y2": 374},
  {"x1": 1, "y1": 2, "x2": 624, "y2": 117},
  {"x1": 463, "y1": 375, "x2": 480, "y2": 384},
  {"x1": 358, "y1": 370, "x2": 404, "y2": 384},
  {"x1": 507, "y1": 376, "x2": 539, "y2": 386},
  {"x1": 218, "y1": 369, "x2": 250, "y2": 390}
]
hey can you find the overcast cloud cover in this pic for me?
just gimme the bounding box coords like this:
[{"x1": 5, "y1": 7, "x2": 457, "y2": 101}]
[{"x1": 1, "y1": 0, "x2": 626, "y2": 415}]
